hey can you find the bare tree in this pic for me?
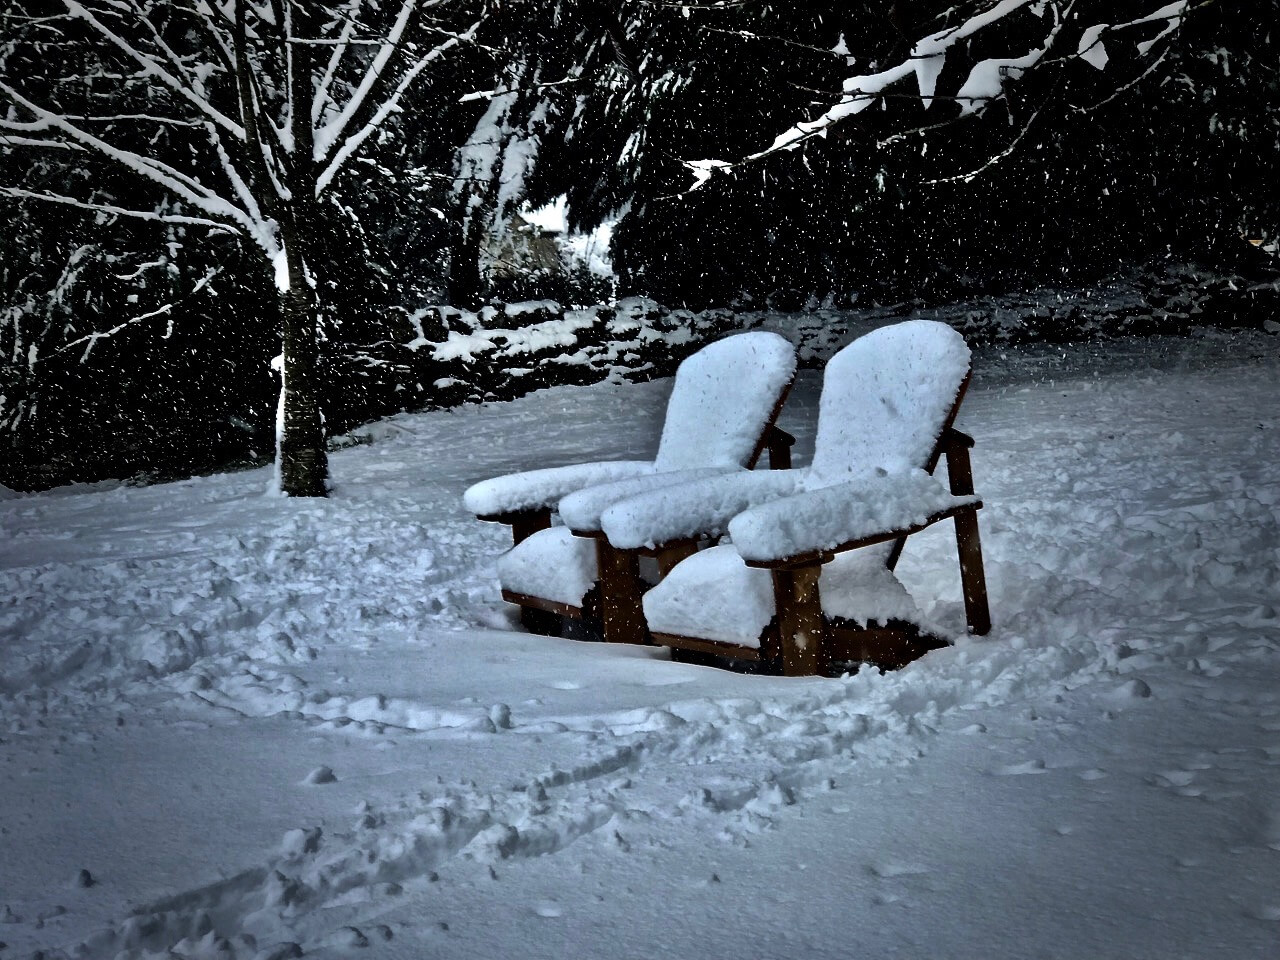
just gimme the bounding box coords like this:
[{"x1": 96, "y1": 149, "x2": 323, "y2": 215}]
[{"x1": 1, "y1": 0, "x2": 483, "y2": 495}]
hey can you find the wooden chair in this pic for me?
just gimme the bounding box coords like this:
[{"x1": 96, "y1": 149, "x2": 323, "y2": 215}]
[
  {"x1": 598, "y1": 320, "x2": 991, "y2": 675},
  {"x1": 464, "y1": 331, "x2": 797, "y2": 641}
]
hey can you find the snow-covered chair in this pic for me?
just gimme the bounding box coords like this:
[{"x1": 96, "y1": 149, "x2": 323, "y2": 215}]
[
  {"x1": 464, "y1": 332, "x2": 797, "y2": 640},
  {"x1": 599, "y1": 319, "x2": 991, "y2": 675}
]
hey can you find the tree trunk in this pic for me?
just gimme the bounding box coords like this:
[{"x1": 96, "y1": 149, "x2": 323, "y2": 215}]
[
  {"x1": 276, "y1": 221, "x2": 329, "y2": 497},
  {"x1": 270, "y1": 8, "x2": 327, "y2": 498},
  {"x1": 448, "y1": 199, "x2": 486, "y2": 310}
]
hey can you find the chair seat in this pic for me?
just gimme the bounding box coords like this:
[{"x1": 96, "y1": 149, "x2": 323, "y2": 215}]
[
  {"x1": 642, "y1": 544, "x2": 925, "y2": 649},
  {"x1": 498, "y1": 527, "x2": 598, "y2": 607}
]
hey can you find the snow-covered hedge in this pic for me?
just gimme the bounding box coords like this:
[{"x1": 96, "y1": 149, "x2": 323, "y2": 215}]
[
  {"x1": 329, "y1": 297, "x2": 743, "y2": 423},
  {"x1": 6, "y1": 263, "x2": 1273, "y2": 491},
  {"x1": 330, "y1": 264, "x2": 1277, "y2": 429}
]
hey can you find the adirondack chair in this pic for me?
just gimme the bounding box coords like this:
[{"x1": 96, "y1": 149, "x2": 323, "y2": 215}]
[
  {"x1": 464, "y1": 331, "x2": 797, "y2": 641},
  {"x1": 597, "y1": 319, "x2": 991, "y2": 675}
]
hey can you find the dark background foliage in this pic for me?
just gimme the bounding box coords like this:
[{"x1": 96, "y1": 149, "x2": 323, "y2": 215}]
[{"x1": 2, "y1": 0, "x2": 1276, "y2": 490}]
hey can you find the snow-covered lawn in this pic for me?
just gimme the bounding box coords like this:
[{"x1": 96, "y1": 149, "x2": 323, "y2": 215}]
[{"x1": 3, "y1": 330, "x2": 1279, "y2": 959}]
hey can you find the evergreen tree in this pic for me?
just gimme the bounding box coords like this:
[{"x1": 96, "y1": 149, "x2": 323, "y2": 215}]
[{"x1": 545, "y1": 1, "x2": 1276, "y2": 305}]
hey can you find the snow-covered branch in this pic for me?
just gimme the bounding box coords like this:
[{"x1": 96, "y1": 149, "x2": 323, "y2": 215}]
[
  {"x1": 313, "y1": 0, "x2": 365, "y2": 127},
  {"x1": 0, "y1": 134, "x2": 85, "y2": 150},
  {"x1": 166, "y1": 0, "x2": 237, "y2": 72},
  {"x1": 459, "y1": 77, "x2": 581, "y2": 104},
  {"x1": 0, "y1": 186, "x2": 242, "y2": 231},
  {"x1": 314, "y1": 16, "x2": 481, "y2": 196},
  {"x1": 61, "y1": 0, "x2": 246, "y2": 139},
  {"x1": 0, "y1": 81, "x2": 256, "y2": 230},
  {"x1": 310, "y1": 0, "x2": 422, "y2": 163},
  {"x1": 125, "y1": 0, "x2": 204, "y2": 92},
  {"x1": 686, "y1": 0, "x2": 1192, "y2": 188},
  {"x1": 51, "y1": 267, "x2": 223, "y2": 364},
  {"x1": 56, "y1": 113, "x2": 205, "y2": 127}
]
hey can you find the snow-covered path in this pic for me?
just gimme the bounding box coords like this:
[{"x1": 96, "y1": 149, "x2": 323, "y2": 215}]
[{"x1": 2, "y1": 331, "x2": 1279, "y2": 959}]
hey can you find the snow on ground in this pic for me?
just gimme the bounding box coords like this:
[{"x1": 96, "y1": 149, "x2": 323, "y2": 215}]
[{"x1": 2, "y1": 329, "x2": 1279, "y2": 959}]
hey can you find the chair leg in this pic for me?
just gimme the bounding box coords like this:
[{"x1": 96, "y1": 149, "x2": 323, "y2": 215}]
[
  {"x1": 944, "y1": 439, "x2": 991, "y2": 636},
  {"x1": 953, "y1": 507, "x2": 991, "y2": 636},
  {"x1": 520, "y1": 605, "x2": 562, "y2": 636},
  {"x1": 772, "y1": 564, "x2": 823, "y2": 676},
  {"x1": 764, "y1": 425, "x2": 794, "y2": 470},
  {"x1": 656, "y1": 541, "x2": 698, "y2": 577},
  {"x1": 595, "y1": 540, "x2": 646, "y2": 645},
  {"x1": 510, "y1": 508, "x2": 552, "y2": 546}
]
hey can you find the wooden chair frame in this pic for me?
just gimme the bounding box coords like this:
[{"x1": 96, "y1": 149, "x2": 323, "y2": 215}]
[
  {"x1": 481, "y1": 411, "x2": 796, "y2": 639},
  {"x1": 640, "y1": 377, "x2": 992, "y2": 675}
]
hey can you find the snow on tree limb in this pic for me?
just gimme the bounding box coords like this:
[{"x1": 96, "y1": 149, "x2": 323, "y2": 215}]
[
  {"x1": 686, "y1": 0, "x2": 1192, "y2": 188},
  {"x1": 313, "y1": 0, "x2": 366, "y2": 128},
  {"x1": 310, "y1": 0, "x2": 424, "y2": 164},
  {"x1": 314, "y1": 17, "x2": 481, "y2": 196},
  {"x1": 61, "y1": 0, "x2": 247, "y2": 139},
  {"x1": 0, "y1": 135, "x2": 85, "y2": 150},
  {"x1": 459, "y1": 77, "x2": 581, "y2": 104},
  {"x1": 1078, "y1": 23, "x2": 1112, "y2": 69},
  {"x1": 0, "y1": 186, "x2": 241, "y2": 231},
  {"x1": 211, "y1": 129, "x2": 272, "y2": 227},
  {"x1": 0, "y1": 81, "x2": 258, "y2": 235},
  {"x1": 953, "y1": 5, "x2": 1069, "y2": 116},
  {"x1": 913, "y1": 0, "x2": 1039, "y2": 105},
  {"x1": 125, "y1": 0, "x2": 205, "y2": 91},
  {"x1": 53, "y1": 267, "x2": 223, "y2": 364}
]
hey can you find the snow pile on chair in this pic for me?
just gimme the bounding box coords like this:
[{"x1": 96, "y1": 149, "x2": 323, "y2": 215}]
[
  {"x1": 729, "y1": 469, "x2": 977, "y2": 563},
  {"x1": 634, "y1": 319, "x2": 975, "y2": 659},
  {"x1": 467, "y1": 331, "x2": 796, "y2": 613},
  {"x1": 642, "y1": 546, "x2": 924, "y2": 647}
]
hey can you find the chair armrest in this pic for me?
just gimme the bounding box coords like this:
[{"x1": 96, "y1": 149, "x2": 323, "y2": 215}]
[
  {"x1": 599, "y1": 470, "x2": 802, "y2": 550},
  {"x1": 464, "y1": 460, "x2": 655, "y2": 517},
  {"x1": 729, "y1": 470, "x2": 981, "y2": 568},
  {"x1": 559, "y1": 467, "x2": 741, "y2": 533}
]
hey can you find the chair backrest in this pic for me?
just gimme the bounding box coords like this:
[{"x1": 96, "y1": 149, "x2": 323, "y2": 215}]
[
  {"x1": 653, "y1": 331, "x2": 797, "y2": 471},
  {"x1": 808, "y1": 320, "x2": 971, "y2": 484}
]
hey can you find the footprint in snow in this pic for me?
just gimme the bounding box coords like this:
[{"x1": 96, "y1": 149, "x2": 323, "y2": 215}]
[
  {"x1": 1150, "y1": 769, "x2": 1204, "y2": 796},
  {"x1": 533, "y1": 899, "x2": 563, "y2": 918},
  {"x1": 641, "y1": 674, "x2": 694, "y2": 687},
  {"x1": 869, "y1": 862, "x2": 929, "y2": 878},
  {"x1": 331, "y1": 926, "x2": 369, "y2": 948},
  {"x1": 991, "y1": 759, "x2": 1048, "y2": 776},
  {"x1": 1105, "y1": 678, "x2": 1153, "y2": 704}
]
